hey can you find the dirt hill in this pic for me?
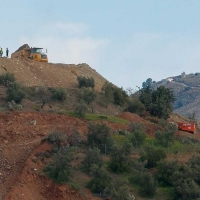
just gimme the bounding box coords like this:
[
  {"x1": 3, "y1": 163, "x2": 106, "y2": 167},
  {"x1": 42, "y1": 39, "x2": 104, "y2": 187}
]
[{"x1": 0, "y1": 57, "x2": 107, "y2": 91}]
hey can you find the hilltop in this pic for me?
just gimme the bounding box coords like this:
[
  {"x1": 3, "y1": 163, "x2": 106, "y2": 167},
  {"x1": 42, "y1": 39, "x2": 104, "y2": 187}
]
[
  {"x1": 0, "y1": 57, "x2": 106, "y2": 91},
  {"x1": 153, "y1": 72, "x2": 200, "y2": 120}
]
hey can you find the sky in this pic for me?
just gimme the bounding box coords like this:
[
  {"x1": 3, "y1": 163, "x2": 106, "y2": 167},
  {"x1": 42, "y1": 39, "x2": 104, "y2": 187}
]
[{"x1": 1, "y1": 0, "x2": 200, "y2": 90}]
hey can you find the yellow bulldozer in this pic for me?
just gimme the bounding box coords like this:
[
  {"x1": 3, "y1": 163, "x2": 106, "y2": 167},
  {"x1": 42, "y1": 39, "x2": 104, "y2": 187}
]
[{"x1": 11, "y1": 44, "x2": 48, "y2": 63}]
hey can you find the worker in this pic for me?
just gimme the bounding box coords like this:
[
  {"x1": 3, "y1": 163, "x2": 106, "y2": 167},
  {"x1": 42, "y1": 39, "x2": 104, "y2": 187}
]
[
  {"x1": 6, "y1": 48, "x2": 8, "y2": 57},
  {"x1": 0, "y1": 47, "x2": 3, "y2": 57}
]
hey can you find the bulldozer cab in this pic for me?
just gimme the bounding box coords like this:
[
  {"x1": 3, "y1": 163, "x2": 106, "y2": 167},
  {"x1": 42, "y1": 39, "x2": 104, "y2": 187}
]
[
  {"x1": 30, "y1": 47, "x2": 48, "y2": 62},
  {"x1": 31, "y1": 47, "x2": 47, "y2": 54}
]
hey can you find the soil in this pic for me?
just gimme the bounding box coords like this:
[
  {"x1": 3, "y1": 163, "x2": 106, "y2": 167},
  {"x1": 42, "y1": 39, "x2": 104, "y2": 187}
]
[{"x1": 0, "y1": 56, "x2": 200, "y2": 200}]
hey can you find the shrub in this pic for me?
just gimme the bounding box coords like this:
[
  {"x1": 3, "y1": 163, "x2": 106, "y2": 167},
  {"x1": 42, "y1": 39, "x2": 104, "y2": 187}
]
[
  {"x1": 78, "y1": 88, "x2": 96, "y2": 104},
  {"x1": 155, "y1": 119, "x2": 176, "y2": 147},
  {"x1": 51, "y1": 88, "x2": 66, "y2": 101},
  {"x1": 109, "y1": 143, "x2": 132, "y2": 173},
  {"x1": 175, "y1": 178, "x2": 200, "y2": 200},
  {"x1": 45, "y1": 130, "x2": 67, "y2": 151},
  {"x1": 128, "y1": 123, "x2": 146, "y2": 147},
  {"x1": 157, "y1": 160, "x2": 179, "y2": 186},
  {"x1": 44, "y1": 153, "x2": 72, "y2": 183},
  {"x1": 113, "y1": 87, "x2": 128, "y2": 106},
  {"x1": 0, "y1": 72, "x2": 15, "y2": 86},
  {"x1": 140, "y1": 145, "x2": 166, "y2": 168},
  {"x1": 104, "y1": 178, "x2": 131, "y2": 200},
  {"x1": 75, "y1": 101, "x2": 88, "y2": 117},
  {"x1": 6, "y1": 83, "x2": 25, "y2": 103},
  {"x1": 82, "y1": 148, "x2": 103, "y2": 172},
  {"x1": 77, "y1": 76, "x2": 95, "y2": 88},
  {"x1": 126, "y1": 97, "x2": 145, "y2": 116},
  {"x1": 87, "y1": 123, "x2": 111, "y2": 154},
  {"x1": 138, "y1": 172, "x2": 157, "y2": 198},
  {"x1": 87, "y1": 165, "x2": 111, "y2": 194}
]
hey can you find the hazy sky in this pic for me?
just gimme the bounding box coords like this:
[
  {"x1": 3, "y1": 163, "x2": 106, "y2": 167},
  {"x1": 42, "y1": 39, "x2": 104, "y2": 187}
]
[{"x1": 1, "y1": 0, "x2": 200, "y2": 90}]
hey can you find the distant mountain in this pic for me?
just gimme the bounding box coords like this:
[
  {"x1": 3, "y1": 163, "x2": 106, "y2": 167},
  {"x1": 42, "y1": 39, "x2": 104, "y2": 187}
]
[{"x1": 153, "y1": 72, "x2": 200, "y2": 120}]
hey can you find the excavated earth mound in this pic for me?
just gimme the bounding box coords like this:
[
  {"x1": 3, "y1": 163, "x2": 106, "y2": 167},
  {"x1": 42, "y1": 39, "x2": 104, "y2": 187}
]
[{"x1": 0, "y1": 57, "x2": 107, "y2": 91}]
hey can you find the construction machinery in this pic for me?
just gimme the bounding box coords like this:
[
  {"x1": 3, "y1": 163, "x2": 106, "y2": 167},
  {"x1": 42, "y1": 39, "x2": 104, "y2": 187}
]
[
  {"x1": 11, "y1": 45, "x2": 48, "y2": 62},
  {"x1": 178, "y1": 122, "x2": 195, "y2": 134}
]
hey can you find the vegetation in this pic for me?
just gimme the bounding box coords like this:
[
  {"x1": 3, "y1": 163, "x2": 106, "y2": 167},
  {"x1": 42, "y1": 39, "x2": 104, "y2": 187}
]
[
  {"x1": 139, "y1": 85, "x2": 175, "y2": 119},
  {"x1": 0, "y1": 72, "x2": 15, "y2": 86},
  {"x1": 102, "y1": 82, "x2": 128, "y2": 106},
  {"x1": 77, "y1": 76, "x2": 95, "y2": 88},
  {"x1": 51, "y1": 87, "x2": 66, "y2": 101},
  {"x1": 155, "y1": 119, "x2": 176, "y2": 147},
  {"x1": 6, "y1": 82, "x2": 25, "y2": 103}
]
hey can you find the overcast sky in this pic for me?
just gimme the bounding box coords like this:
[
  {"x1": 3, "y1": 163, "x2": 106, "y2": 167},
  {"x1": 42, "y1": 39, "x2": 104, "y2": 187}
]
[{"x1": 1, "y1": 0, "x2": 200, "y2": 90}]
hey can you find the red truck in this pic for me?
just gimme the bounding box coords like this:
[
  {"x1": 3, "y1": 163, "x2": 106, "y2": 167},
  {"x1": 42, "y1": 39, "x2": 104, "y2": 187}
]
[{"x1": 178, "y1": 122, "x2": 195, "y2": 134}]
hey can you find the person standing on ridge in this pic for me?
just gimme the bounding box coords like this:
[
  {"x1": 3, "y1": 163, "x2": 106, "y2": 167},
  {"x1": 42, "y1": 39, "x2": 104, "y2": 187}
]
[
  {"x1": 0, "y1": 47, "x2": 3, "y2": 57},
  {"x1": 6, "y1": 48, "x2": 8, "y2": 57}
]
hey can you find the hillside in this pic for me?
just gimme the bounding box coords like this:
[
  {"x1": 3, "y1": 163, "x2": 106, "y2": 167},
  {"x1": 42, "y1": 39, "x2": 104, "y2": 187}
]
[
  {"x1": 153, "y1": 72, "x2": 200, "y2": 120},
  {"x1": 0, "y1": 57, "x2": 106, "y2": 91},
  {"x1": 1, "y1": 55, "x2": 200, "y2": 200}
]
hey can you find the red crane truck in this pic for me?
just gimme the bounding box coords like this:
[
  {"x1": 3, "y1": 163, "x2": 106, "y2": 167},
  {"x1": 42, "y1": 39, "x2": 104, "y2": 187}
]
[{"x1": 178, "y1": 122, "x2": 195, "y2": 134}]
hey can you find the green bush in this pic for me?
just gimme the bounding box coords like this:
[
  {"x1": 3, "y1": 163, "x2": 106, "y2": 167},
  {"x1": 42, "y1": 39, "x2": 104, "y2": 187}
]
[
  {"x1": 155, "y1": 119, "x2": 176, "y2": 147},
  {"x1": 157, "y1": 160, "x2": 179, "y2": 186},
  {"x1": 87, "y1": 123, "x2": 111, "y2": 154},
  {"x1": 78, "y1": 88, "x2": 96, "y2": 104},
  {"x1": 75, "y1": 101, "x2": 88, "y2": 117},
  {"x1": 126, "y1": 97, "x2": 145, "y2": 116},
  {"x1": 6, "y1": 83, "x2": 25, "y2": 103},
  {"x1": 138, "y1": 172, "x2": 157, "y2": 198},
  {"x1": 128, "y1": 123, "x2": 146, "y2": 147},
  {"x1": 44, "y1": 153, "x2": 72, "y2": 183},
  {"x1": 0, "y1": 72, "x2": 15, "y2": 86},
  {"x1": 104, "y1": 178, "x2": 131, "y2": 200},
  {"x1": 109, "y1": 143, "x2": 132, "y2": 173},
  {"x1": 175, "y1": 178, "x2": 200, "y2": 200},
  {"x1": 140, "y1": 145, "x2": 166, "y2": 168},
  {"x1": 82, "y1": 148, "x2": 103, "y2": 172},
  {"x1": 77, "y1": 76, "x2": 95, "y2": 88},
  {"x1": 87, "y1": 165, "x2": 111, "y2": 194},
  {"x1": 51, "y1": 88, "x2": 66, "y2": 101}
]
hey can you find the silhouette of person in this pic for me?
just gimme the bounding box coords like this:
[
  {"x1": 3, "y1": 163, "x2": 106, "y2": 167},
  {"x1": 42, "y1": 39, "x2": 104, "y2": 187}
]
[{"x1": 6, "y1": 48, "x2": 9, "y2": 57}]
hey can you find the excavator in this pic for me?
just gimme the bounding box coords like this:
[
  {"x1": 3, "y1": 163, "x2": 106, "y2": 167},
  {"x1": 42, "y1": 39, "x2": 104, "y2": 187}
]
[{"x1": 11, "y1": 45, "x2": 48, "y2": 62}]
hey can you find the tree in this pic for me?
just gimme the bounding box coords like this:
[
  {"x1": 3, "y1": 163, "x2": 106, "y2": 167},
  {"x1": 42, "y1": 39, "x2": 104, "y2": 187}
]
[
  {"x1": 6, "y1": 82, "x2": 25, "y2": 103},
  {"x1": 138, "y1": 172, "x2": 157, "y2": 198},
  {"x1": 77, "y1": 76, "x2": 95, "y2": 88},
  {"x1": 155, "y1": 119, "x2": 176, "y2": 147},
  {"x1": 51, "y1": 87, "x2": 66, "y2": 101},
  {"x1": 104, "y1": 178, "x2": 131, "y2": 200},
  {"x1": 109, "y1": 142, "x2": 132, "y2": 173},
  {"x1": 44, "y1": 152, "x2": 72, "y2": 183},
  {"x1": 128, "y1": 122, "x2": 146, "y2": 147},
  {"x1": 139, "y1": 85, "x2": 152, "y2": 111},
  {"x1": 87, "y1": 123, "x2": 111, "y2": 154},
  {"x1": 0, "y1": 72, "x2": 15, "y2": 86},
  {"x1": 83, "y1": 148, "x2": 103, "y2": 172},
  {"x1": 78, "y1": 88, "x2": 96, "y2": 105},
  {"x1": 75, "y1": 101, "x2": 88, "y2": 117},
  {"x1": 87, "y1": 165, "x2": 111, "y2": 194},
  {"x1": 45, "y1": 130, "x2": 67, "y2": 151},
  {"x1": 139, "y1": 85, "x2": 175, "y2": 119},
  {"x1": 126, "y1": 97, "x2": 145, "y2": 116},
  {"x1": 150, "y1": 86, "x2": 175, "y2": 119},
  {"x1": 35, "y1": 86, "x2": 52, "y2": 108},
  {"x1": 140, "y1": 145, "x2": 166, "y2": 168}
]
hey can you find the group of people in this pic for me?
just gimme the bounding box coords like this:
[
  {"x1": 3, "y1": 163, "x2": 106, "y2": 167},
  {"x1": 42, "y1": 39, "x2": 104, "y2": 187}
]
[{"x1": 0, "y1": 47, "x2": 9, "y2": 58}]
